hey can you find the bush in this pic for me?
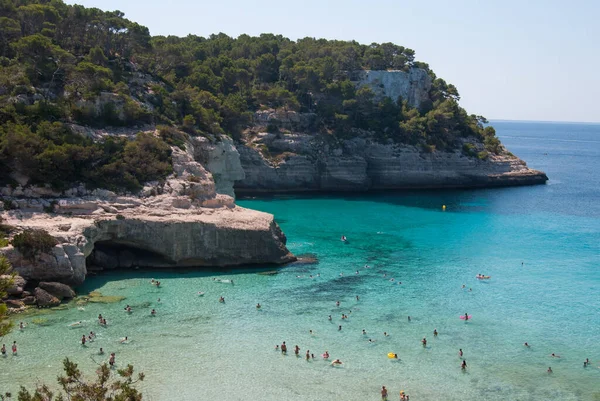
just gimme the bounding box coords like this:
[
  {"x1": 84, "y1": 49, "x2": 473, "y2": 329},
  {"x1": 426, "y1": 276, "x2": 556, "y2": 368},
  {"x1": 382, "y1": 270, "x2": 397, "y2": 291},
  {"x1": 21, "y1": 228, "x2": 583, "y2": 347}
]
[
  {"x1": 116, "y1": 214, "x2": 125, "y2": 220},
  {"x1": 158, "y1": 125, "x2": 188, "y2": 150},
  {"x1": 11, "y1": 229, "x2": 58, "y2": 260},
  {"x1": 187, "y1": 175, "x2": 202, "y2": 183},
  {"x1": 477, "y1": 151, "x2": 489, "y2": 160},
  {"x1": 462, "y1": 143, "x2": 477, "y2": 157}
]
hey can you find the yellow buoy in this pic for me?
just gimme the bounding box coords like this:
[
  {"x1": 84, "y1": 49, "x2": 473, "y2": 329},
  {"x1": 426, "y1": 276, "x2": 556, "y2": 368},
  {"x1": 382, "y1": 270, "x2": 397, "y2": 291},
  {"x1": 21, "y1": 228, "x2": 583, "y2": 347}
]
[{"x1": 442, "y1": 205, "x2": 446, "y2": 211}]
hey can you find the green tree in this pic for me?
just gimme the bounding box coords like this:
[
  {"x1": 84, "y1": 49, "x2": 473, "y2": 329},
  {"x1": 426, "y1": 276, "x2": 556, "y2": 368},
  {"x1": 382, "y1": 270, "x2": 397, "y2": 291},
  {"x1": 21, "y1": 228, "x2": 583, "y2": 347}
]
[
  {"x1": 0, "y1": 255, "x2": 15, "y2": 337},
  {"x1": 15, "y1": 358, "x2": 144, "y2": 401}
]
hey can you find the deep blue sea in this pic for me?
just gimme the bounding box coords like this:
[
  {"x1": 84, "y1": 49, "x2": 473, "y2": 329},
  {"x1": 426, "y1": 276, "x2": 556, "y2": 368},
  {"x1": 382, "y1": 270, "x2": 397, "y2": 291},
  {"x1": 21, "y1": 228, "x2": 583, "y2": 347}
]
[{"x1": 1, "y1": 121, "x2": 599, "y2": 401}]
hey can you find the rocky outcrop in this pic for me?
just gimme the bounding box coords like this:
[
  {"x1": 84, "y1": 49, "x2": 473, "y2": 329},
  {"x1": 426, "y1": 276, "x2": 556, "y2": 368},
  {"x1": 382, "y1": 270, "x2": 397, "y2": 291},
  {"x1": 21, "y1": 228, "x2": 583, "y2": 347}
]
[
  {"x1": 354, "y1": 68, "x2": 432, "y2": 109},
  {"x1": 234, "y1": 132, "x2": 548, "y2": 192},
  {"x1": 38, "y1": 282, "x2": 76, "y2": 300},
  {"x1": 2, "y1": 275, "x2": 26, "y2": 296},
  {"x1": 34, "y1": 287, "x2": 61, "y2": 307}
]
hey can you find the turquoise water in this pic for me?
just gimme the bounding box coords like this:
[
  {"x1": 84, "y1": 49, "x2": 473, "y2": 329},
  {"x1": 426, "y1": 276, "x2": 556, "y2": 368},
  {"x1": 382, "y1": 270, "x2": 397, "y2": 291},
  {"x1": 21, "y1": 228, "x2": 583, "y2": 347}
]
[{"x1": 1, "y1": 121, "x2": 599, "y2": 400}]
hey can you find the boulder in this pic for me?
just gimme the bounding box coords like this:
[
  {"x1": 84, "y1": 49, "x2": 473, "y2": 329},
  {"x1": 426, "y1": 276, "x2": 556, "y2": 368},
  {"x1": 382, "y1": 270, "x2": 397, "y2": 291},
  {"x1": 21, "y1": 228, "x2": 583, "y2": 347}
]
[
  {"x1": 4, "y1": 299, "x2": 24, "y2": 309},
  {"x1": 21, "y1": 296, "x2": 36, "y2": 305},
  {"x1": 39, "y1": 282, "x2": 76, "y2": 300},
  {"x1": 34, "y1": 287, "x2": 61, "y2": 307},
  {"x1": 1, "y1": 275, "x2": 26, "y2": 296}
]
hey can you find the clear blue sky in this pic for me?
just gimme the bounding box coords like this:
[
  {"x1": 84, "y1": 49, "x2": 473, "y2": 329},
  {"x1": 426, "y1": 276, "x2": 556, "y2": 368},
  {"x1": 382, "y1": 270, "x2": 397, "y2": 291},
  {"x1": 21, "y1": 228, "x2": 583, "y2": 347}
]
[{"x1": 66, "y1": 0, "x2": 600, "y2": 123}]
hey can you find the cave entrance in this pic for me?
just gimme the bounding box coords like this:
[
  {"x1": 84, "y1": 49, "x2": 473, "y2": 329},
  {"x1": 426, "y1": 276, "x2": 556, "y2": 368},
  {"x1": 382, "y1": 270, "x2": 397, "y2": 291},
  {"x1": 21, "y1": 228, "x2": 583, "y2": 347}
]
[{"x1": 87, "y1": 240, "x2": 176, "y2": 271}]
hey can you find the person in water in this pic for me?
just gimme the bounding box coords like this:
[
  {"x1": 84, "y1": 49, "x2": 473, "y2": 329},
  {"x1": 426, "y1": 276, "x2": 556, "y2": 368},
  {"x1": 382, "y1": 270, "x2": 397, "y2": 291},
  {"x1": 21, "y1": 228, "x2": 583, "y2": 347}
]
[
  {"x1": 19, "y1": 322, "x2": 25, "y2": 330},
  {"x1": 407, "y1": 316, "x2": 411, "y2": 322},
  {"x1": 336, "y1": 301, "x2": 340, "y2": 307},
  {"x1": 384, "y1": 332, "x2": 389, "y2": 337},
  {"x1": 281, "y1": 342, "x2": 287, "y2": 354},
  {"x1": 328, "y1": 315, "x2": 332, "y2": 321},
  {"x1": 381, "y1": 385, "x2": 388, "y2": 400},
  {"x1": 362, "y1": 329, "x2": 367, "y2": 335},
  {"x1": 99, "y1": 347, "x2": 104, "y2": 355},
  {"x1": 524, "y1": 342, "x2": 530, "y2": 347},
  {"x1": 11, "y1": 341, "x2": 17, "y2": 355},
  {"x1": 305, "y1": 350, "x2": 310, "y2": 361},
  {"x1": 1, "y1": 344, "x2": 6, "y2": 356},
  {"x1": 459, "y1": 349, "x2": 463, "y2": 358},
  {"x1": 433, "y1": 329, "x2": 438, "y2": 337},
  {"x1": 323, "y1": 351, "x2": 329, "y2": 359},
  {"x1": 464, "y1": 313, "x2": 469, "y2": 321},
  {"x1": 81, "y1": 335, "x2": 86, "y2": 346},
  {"x1": 256, "y1": 303, "x2": 261, "y2": 309},
  {"x1": 151, "y1": 309, "x2": 156, "y2": 316},
  {"x1": 120, "y1": 336, "x2": 128, "y2": 344},
  {"x1": 551, "y1": 353, "x2": 561, "y2": 358},
  {"x1": 338, "y1": 325, "x2": 342, "y2": 331},
  {"x1": 331, "y1": 359, "x2": 343, "y2": 366},
  {"x1": 461, "y1": 360, "x2": 467, "y2": 370},
  {"x1": 219, "y1": 296, "x2": 225, "y2": 303},
  {"x1": 125, "y1": 305, "x2": 132, "y2": 313},
  {"x1": 109, "y1": 353, "x2": 116, "y2": 367},
  {"x1": 547, "y1": 367, "x2": 553, "y2": 373},
  {"x1": 421, "y1": 337, "x2": 427, "y2": 347},
  {"x1": 294, "y1": 345, "x2": 300, "y2": 355}
]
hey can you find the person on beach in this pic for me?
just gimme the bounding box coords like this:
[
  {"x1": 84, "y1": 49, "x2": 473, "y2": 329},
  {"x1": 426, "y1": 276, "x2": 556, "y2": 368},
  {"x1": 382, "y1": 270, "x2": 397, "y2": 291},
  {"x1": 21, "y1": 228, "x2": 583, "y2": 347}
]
[
  {"x1": 421, "y1": 337, "x2": 427, "y2": 347},
  {"x1": 109, "y1": 353, "x2": 115, "y2": 367},
  {"x1": 461, "y1": 360, "x2": 467, "y2": 370},
  {"x1": 1, "y1": 344, "x2": 6, "y2": 356},
  {"x1": 381, "y1": 385, "x2": 388, "y2": 400},
  {"x1": 433, "y1": 329, "x2": 438, "y2": 337},
  {"x1": 151, "y1": 309, "x2": 156, "y2": 316},
  {"x1": 281, "y1": 342, "x2": 287, "y2": 354},
  {"x1": 99, "y1": 348, "x2": 104, "y2": 355},
  {"x1": 11, "y1": 341, "x2": 17, "y2": 355},
  {"x1": 81, "y1": 335, "x2": 86, "y2": 346}
]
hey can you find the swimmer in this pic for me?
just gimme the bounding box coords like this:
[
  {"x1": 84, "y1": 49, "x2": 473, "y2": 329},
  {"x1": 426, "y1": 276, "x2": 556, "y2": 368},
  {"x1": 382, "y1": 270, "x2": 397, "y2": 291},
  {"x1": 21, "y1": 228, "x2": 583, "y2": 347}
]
[
  {"x1": 219, "y1": 296, "x2": 225, "y2": 303},
  {"x1": 461, "y1": 360, "x2": 467, "y2": 370},
  {"x1": 101, "y1": 318, "x2": 107, "y2": 326},
  {"x1": 421, "y1": 337, "x2": 427, "y2": 347},
  {"x1": 99, "y1": 347, "x2": 104, "y2": 355},
  {"x1": 389, "y1": 278, "x2": 394, "y2": 282},
  {"x1": 98, "y1": 314, "x2": 103, "y2": 321},
  {"x1": 381, "y1": 385, "x2": 388, "y2": 400},
  {"x1": 275, "y1": 345, "x2": 279, "y2": 351},
  {"x1": 355, "y1": 271, "x2": 359, "y2": 275},
  {"x1": 331, "y1": 359, "x2": 343, "y2": 366},
  {"x1": 69, "y1": 321, "x2": 83, "y2": 327},
  {"x1": 356, "y1": 295, "x2": 359, "y2": 301},
  {"x1": 550, "y1": 353, "x2": 561, "y2": 358},
  {"x1": 311, "y1": 353, "x2": 315, "y2": 359},
  {"x1": 368, "y1": 339, "x2": 376, "y2": 343},
  {"x1": 338, "y1": 325, "x2": 342, "y2": 331},
  {"x1": 256, "y1": 303, "x2": 261, "y2": 309},
  {"x1": 19, "y1": 322, "x2": 25, "y2": 330},
  {"x1": 124, "y1": 305, "x2": 132, "y2": 313},
  {"x1": 362, "y1": 329, "x2": 367, "y2": 335},
  {"x1": 120, "y1": 336, "x2": 128, "y2": 344},
  {"x1": 384, "y1": 332, "x2": 389, "y2": 337},
  {"x1": 459, "y1": 349, "x2": 463, "y2": 358},
  {"x1": 408, "y1": 316, "x2": 411, "y2": 322},
  {"x1": 309, "y1": 275, "x2": 313, "y2": 279},
  {"x1": 281, "y1": 342, "x2": 287, "y2": 353},
  {"x1": 336, "y1": 301, "x2": 340, "y2": 307},
  {"x1": 109, "y1": 353, "x2": 115, "y2": 367},
  {"x1": 323, "y1": 351, "x2": 330, "y2": 359},
  {"x1": 462, "y1": 284, "x2": 466, "y2": 289},
  {"x1": 155, "y1": 281, "x2": 160, "y2": 287},
  {"x1": 583, "y1": 358, "x2": 590, "y2": 368},
  {"x1": 391, "y1": 353, "x2": 398, "y2": 359},
  {"x1": 328, "y1": 315, "x2": 332, "y2": 321},
  {"x1": 468, "y1": 288, "x2": 472, "y2": 292},
  {"x1": 364, "y1": 264, "x2": 370, "y2": 269},
  {"x1": 81, "y1": 335, "x2": 86, "y2": 345},
  {"x1": 547, "y1": 367, "x2": 553, "y2": 373},
  {"x1": 309, "y1": 330, "x2": 313, "y2": 335},
  {"x1": 157, "y1": 298, "x2": 161, "y2": 302},
  {"x1": 294, "y1": 345, "x2": 300, "y2": 355},
  {"x1": 11, "y1": 341, "x2": 17, "y2": 355},
  {"x1": 464, "y1": 313, "x2": 469, "y2": 321},
  {"x1": 524, "y1": 342, "x2": 530, "y2": 347},
  {"x1": 340, "y1": 273, "x2": 343, "y2": 276},
  {"x1": 433, "y1": 329, "x2": 438, "y2": 337},
  {"x1": 89, "y1": 331, "x2": 95, "y2": 339},
  {"x1": 306, "y1": 350, "x2": 310, "y2": 361},
  {"x1": 151, "y1": 309, "x2": 156, "y2": 316},
  {"x1": 1, "y1": 344, "x2": 5, "y2": 356}
]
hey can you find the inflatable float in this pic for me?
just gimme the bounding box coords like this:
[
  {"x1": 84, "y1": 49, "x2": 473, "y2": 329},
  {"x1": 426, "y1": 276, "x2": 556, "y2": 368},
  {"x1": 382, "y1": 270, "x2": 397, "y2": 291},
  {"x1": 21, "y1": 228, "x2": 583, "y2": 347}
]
[
  {"x1": 460, "y1": 315, "x2": 472, "y2": 320},
  {"x1": 387, "y1": 353, "x2": 398, "y2": 359}
]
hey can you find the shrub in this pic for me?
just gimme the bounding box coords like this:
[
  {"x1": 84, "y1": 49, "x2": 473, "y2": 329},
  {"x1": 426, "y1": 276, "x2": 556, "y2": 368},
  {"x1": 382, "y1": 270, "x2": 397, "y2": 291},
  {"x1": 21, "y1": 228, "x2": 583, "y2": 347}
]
[
  {"x1": 116, "y1": 214, "x2": 125, "y2": 220},
  {"x1": 158, "y1": 125, "x2": 188, "y2": 150},
  {"x1": 477, "y1": 151, "x2": 489, "y2": 160},
  {"x1": 187, "y1": 175, "x2": 202, "y2": 183},
  {"x1": 0, "y1": 238, "x2": 9, "y2": 248},
  {"x1": 462, "y1": 143, "x2": 477, "y2": 157},
  {"x1": 11, "y1": 229, "x2": 58, "y2": 260}
]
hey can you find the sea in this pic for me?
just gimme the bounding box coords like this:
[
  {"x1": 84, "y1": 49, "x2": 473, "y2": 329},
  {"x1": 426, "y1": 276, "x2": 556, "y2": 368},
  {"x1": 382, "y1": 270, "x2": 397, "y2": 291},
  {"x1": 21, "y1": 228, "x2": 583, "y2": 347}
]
[{"x1": 1, "y1": 121, "x2": 599, "y2": 401}]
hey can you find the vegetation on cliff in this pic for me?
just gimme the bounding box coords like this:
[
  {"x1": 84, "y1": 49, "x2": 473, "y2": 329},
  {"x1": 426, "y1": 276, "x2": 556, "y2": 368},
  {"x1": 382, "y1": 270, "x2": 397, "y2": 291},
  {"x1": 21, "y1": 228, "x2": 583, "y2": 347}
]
[
  {"x1": 0, "y1": 255, "x2": 14, "y2": 336},
  {"x1": 0, "y1": 0, "x2": 501, "y2": 192}
]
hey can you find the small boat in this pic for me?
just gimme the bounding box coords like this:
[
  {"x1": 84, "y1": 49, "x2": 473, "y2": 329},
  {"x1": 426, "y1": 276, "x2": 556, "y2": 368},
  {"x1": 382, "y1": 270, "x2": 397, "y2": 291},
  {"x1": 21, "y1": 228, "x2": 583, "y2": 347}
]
[{"x1": 197, "y1": 292, "x2": 205, "y2": 296}]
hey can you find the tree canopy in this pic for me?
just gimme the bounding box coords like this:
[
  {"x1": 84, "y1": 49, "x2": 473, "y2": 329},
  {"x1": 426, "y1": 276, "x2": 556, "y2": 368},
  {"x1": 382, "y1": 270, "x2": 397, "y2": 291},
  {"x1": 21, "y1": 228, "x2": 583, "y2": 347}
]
[{"x1": 0, "y1": 0, "x2": 503, "y2": 193}]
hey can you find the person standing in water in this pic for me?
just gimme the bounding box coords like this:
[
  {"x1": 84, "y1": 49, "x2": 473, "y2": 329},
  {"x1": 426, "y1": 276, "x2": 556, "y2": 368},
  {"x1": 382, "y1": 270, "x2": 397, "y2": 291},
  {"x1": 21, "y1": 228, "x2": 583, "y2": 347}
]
[
  {"x1": 99, "y1": 348, "x2": 104, "y2": 355},
  {"x1": 151, "y1": 309, "x2": 156, "y2": 316},
  {"x1": 1, "y1": 344, "x2": 6, "y2": 356},
  {"x1": 81, "y1": 335, "x2": 86, "y2": 346},
  {"x1": 294, "y1": 345, "x2": 300, "y2": 356},
  {"x1": 281, "y1": 342, "x2": 287, "y2": 354},
  {"x1": 459, "y1": 349, "x2": 463, "y2": 358},
  {"x1": 461, "y1": 360, "x2": 467, "y2": 370},
  {"x1": 421, "y1": 337, "x2": 427, "y2": 347},
  {"x1": 12, "y1": 341, "x2": 17, "y2": 355},
  {"x1": 381, "y1": 385, "x2": 388, "y2": 400},
  {"x1": 464, "y1": 313, "x2": 469, "y2": 321},
  {"x1": 433, "y1": 329, "x2": 438, "y2": 337},
  {"x1": 306, "y1": 350, "x2": 310, "y2": 361},
  {"x1": 109, "y1": 353, "x2": 115, "y2": 367}
]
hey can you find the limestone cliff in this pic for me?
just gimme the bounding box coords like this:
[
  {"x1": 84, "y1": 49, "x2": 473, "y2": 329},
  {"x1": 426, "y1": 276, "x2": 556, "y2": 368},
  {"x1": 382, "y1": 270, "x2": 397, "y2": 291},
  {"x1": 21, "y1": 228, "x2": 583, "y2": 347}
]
[
  {"x1": 0, "y1": 129, "x2": 294, "y2": 292},
  {"x1": 354, "y1": 69, "x2": 432, "y2": 108},
  {"x1": 233, "y1": 115, "x2": 547, "y2": 193}
]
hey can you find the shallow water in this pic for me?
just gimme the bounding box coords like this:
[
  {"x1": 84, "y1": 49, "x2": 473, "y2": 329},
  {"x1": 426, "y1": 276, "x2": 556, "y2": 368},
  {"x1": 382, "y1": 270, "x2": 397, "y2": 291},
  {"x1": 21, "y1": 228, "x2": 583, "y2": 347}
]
[{"x1": 1, "y1": 121, "x2": 599, "y2": 400}]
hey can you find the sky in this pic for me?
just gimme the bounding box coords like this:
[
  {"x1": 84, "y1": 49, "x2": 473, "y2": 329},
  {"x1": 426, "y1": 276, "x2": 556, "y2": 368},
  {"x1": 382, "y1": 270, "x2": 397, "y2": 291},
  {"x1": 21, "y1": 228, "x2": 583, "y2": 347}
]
[{"x1": 65, "y1": 0, "x2": 600, "y2": 123}]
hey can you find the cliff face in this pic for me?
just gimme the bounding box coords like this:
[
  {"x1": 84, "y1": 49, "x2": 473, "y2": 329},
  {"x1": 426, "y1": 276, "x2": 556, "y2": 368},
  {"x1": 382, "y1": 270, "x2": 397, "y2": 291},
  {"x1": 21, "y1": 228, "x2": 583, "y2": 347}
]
[
  {"x1": 354, "y1": 69, "x2": 432, "y2": 108},
  {"x1": 234, "y1": 132, "x2": 547, "y2": 192},
  {"x1": 0, "y1": 130, "x2": 294, "y2": 288}
]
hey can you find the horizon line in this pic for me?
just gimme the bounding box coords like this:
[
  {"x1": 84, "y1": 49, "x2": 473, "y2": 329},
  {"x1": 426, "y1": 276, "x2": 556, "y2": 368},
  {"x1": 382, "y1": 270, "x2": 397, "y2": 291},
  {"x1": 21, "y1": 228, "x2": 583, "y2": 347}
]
[{"x1": 489, "y1": 118, "x2": 600, "y2": 125}]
